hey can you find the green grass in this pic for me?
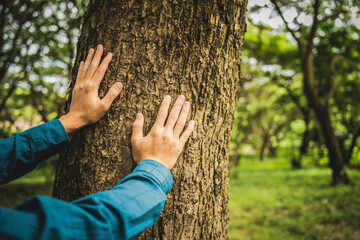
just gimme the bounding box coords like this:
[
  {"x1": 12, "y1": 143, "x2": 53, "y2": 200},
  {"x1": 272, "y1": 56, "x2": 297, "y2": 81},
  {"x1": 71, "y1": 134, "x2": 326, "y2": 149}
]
[
  {"x1": 229, "y1": 156, "x2": 360, "y2": 240},
  {"x1": 0, "y1": 158, "x2": 55, "y2": 208}
]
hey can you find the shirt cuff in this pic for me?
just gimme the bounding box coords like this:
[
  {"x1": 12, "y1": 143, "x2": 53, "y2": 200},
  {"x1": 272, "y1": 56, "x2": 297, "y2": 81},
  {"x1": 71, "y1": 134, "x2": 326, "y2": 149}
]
[
  {"x1": 122, "y1": 160, "x2": 173, "y2": 194},
  {"x1": 26, "y1": 119, "x2": 70, "y2": 158}
]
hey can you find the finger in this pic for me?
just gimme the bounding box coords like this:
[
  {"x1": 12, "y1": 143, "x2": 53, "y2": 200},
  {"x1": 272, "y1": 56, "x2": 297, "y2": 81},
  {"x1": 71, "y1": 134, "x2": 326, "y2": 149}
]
[
  {"x1": 153, "y1": 95, "x2": 171, "y2": 127},
  {"x1": 82, "y1": 48, "x2": 95, "y2": 79},
  {"x1": 92, "y1": 52, "x2": 112, "y2": 88},
  {"x1": 173, "y1": 101, "x2": 190, "y2": 138},
  {"x1": 74, "y1": 61, "x2": 84, "y2": 86},
  {"x1": 85, "y1": 44, "x2": 103, "y2": 79},
  {"x1": 179, "y1": 120, "x2": 195, "y2": 148},
  {"x1": 132, "y1": 113, "x2": 144, "y2": 143},
  {"x1": 100, "y1": 82, "x2": 123, "y2": 110},
  {"x1": 165, "y1": 95, "x2": 185, "y2": 130}
]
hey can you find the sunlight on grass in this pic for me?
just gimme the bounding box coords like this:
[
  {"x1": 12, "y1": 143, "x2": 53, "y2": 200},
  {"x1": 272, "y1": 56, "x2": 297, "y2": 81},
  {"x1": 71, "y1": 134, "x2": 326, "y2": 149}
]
[{"x1": 229, "y1": 156, "x2": 360, "y2": 240}]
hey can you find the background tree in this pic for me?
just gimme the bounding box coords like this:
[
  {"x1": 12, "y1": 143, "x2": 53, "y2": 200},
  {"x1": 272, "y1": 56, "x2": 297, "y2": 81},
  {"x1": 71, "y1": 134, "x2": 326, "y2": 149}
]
[
  {"x1": 269, "y1": 0, "x2": 352, "y2": 184},
  {"x1": 53, "y1": 0, "x2": 248, "y2": 239},
  {"x1": 244, "y1": 0, "x2": 360, "y2": 184},
  {"x1": 0, "y1": 0, "x2": 87, "y2": 138}
]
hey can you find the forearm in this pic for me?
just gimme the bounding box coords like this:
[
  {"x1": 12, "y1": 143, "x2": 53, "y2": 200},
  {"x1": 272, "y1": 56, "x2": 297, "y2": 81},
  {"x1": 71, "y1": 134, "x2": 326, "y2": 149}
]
[
  {"x1": 0, "y1": 160, "x2": 172, "y2": 240},
  {"x1": 0, "y1": 120, "x2": 69, "y2": 184},
  {"x1": 76, "y1": 160, "x2": 172, "y2": 239}
]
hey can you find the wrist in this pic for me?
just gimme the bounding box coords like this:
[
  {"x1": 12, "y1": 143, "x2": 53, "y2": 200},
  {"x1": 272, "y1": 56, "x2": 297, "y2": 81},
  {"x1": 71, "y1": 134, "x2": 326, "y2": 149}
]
[
  {"x1": 137, "y1": 156, "x2": 172, "y2": 170},
  {"x1": 59, "y1": 112, "x2": 86, "y2": 134}
]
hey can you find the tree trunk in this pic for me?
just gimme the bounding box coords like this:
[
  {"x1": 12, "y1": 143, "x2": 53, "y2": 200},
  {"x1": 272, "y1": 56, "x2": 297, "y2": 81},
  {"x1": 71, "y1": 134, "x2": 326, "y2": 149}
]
[
  {"x1": 268, "y1": 144, "x2": 278, "y2": 158},
  {"x1": 299, "y1": 114, "x2": 310, "y2": 157},
  {"x1": 302, "y1": 57, "x2": 350, "y2": 185},
  {"x1": 260, "y1": 131, "x2": 270, "y2": 161},
  {"x1": 293, "y1": 114, "x2": 311, "y2": 168},
  {"x1": 53, "y1": 0, "x2": 248, "y2": 239}
]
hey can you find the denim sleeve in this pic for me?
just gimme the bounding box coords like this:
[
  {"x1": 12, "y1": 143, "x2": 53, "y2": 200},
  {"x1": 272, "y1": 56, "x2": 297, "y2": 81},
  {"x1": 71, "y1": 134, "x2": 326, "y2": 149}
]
[
  {"x1": 0, "y1": 119, "x2": 69, "y2": 184},
  {"x1": 0, "y1": 160, "x2": 173, "y2": 240}
]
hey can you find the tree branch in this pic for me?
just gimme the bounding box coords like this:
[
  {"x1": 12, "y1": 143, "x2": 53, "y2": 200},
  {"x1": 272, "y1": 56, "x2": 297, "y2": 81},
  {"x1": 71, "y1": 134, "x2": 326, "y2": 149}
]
[
  {"x1": 0, "y1": 78, "x2": 18, "y2": 114},
  {"x1": 325, "y1": 54, "x2": 343, "y2": 106},
  {"x1": 270, "y1": 0, "x2": 305, "y2": 54},
  {"x1": 306, "y1": 0, "x2": 321, "y2": 57}
]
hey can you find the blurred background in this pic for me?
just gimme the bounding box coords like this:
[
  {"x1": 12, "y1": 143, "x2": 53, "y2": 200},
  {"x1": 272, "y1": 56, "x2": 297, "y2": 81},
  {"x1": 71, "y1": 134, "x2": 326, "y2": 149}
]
[{"x1": 1, "y1": 0, "x2": 359, "y2": 239}]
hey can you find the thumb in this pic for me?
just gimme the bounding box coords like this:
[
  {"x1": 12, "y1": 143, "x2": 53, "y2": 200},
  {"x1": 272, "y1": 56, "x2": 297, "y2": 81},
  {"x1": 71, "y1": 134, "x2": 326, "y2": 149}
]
[
  {"x1": 132, "y1": 113, "x2": 144, "y2": 142},
  {"x1": 101, "y1": 82, "x2": 122, "y2": 110}
]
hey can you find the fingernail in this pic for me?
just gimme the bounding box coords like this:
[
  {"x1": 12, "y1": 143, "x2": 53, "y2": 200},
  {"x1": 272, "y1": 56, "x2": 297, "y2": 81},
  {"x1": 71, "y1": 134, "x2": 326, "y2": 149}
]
[
  {"x1": 115, "y1": 82, "x2": 122, "y2": 90},
  {"x1": 179, "y1": 95, "x2": 185, "y2": 101},
  {"x1": 165, "y1": 95, "x2": 171, "y2": 101},
  {"x1": 136, "y1": 113, "x2": 142, "y2": 119},
  {"x1": 184, "y1": 101, "x2": 190, "y2": 108},
  {"x1": 107, "y1": 52, "x2": 112, "y2": 58},
  {"x1": 97, "y1": 44, "x2": 102, "y2": 50},
  {"x1": 80, "y1": 61, "x2": 84, "y2": 65},
  {"x1": 190, "y1": 120, "x2": 195, "y2": 127},
  {"x1": 89, "y1": 48, "x2": 93, "y2": 53}
]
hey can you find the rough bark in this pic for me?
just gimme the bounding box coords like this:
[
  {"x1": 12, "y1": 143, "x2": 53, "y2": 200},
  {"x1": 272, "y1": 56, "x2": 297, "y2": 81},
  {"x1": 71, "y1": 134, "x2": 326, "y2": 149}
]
[{"x1": 53, "y1": 0, "x2": 247, "y2": 239}]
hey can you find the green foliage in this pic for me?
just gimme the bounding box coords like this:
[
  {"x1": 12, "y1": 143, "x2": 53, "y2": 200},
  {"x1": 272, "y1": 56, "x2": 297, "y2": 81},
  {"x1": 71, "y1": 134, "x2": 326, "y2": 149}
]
[
  {"x1": 0, "y1": 156, "x2": 56, "y2": 208},
  {"x1": 0, "y1": 0, "x2": 88, "y2": 138},
  {"x1": 232, "y1": 1, "x2": 360, "y2": 168}
]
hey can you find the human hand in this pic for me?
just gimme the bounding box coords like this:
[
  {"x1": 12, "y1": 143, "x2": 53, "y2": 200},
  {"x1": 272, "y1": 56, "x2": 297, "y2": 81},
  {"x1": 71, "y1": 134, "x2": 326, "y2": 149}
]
[
  {"x1": 59, "y1": 45, "x2": 122, "y2": 134},
  {"x1": 131, "y1": 95, "x2": 195, "y2": 170}
]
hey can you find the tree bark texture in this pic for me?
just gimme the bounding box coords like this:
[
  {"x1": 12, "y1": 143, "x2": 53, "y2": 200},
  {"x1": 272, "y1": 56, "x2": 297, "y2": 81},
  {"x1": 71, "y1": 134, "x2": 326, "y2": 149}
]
[{"x1": 53, "y1": 0, "x2": 247, "y2": 239}]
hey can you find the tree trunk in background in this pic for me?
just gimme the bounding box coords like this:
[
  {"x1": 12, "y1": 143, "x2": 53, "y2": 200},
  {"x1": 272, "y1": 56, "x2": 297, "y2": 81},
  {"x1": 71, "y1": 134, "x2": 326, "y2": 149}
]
[
  {"x1": 53, "y1": 0, "x2": 247, "y2": 239},
  {"x1": 260, "y1": 131, "x2": 270, "y2": 161},
  {"x1": 271, "y1": 0, "x2": 350, "y2": 185},
  {"x1": 302, "y1": 58, "x2": 350, "y2": 185},
  {"x1": 299, "y1": 117, "x2": 310, "y2": 156},
  {"x1": 293, "y1": 114, "x2": 310, "y2": 169}
]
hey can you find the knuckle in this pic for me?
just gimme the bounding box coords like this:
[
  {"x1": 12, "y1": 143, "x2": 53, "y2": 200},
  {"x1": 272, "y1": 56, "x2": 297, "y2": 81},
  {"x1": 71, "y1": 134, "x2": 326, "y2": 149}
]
[
  {"x1": 99, "y1": 102, "x2": 107, "y2": 111},
  {"x1": 152, "y1": 128, "x2": 161, "y2": 136},
  {"x1": 162, "y1": 132, "x2": 172, "y2": 141},
  {"x1": 95, "y1": 67, "x2": 105, "y2": 76},
  {"x1": 177, "y1": 120, "x2": 185, "y2": 129},
  {"x1": 168, "y1": 114, "x2": 177, "y2": 122},
  {"x1": 175, "y1": 144, "x2": 182, "y2": 152},
  {"x1": 98, "y1": 65, "x2": 106, "y2": 73},
  {"x1": 84, "y1": 82, "x2": 93, "y2": 92},
  {"x1": 183, "y1": 132, "x2": 189, "y2": 139},
  {"x1": 90, "y1": 62, "x2": 97, "y2": 69},
  {"x1": 158, "y1": 111, "x2": 166, "y2": 119},
  {"x1": 110, "y1": 88, "x2": 118, "y2": 97}
]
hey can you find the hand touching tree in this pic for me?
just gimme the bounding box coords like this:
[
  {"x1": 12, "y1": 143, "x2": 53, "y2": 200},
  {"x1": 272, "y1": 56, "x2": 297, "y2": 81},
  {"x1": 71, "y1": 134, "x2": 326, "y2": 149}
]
[
  {"x1": 60, "y1": 45, "x2": 122, "y2": 134},
  {"x1": 131, "y1": 95, "x2": 195, "y2": 170}
]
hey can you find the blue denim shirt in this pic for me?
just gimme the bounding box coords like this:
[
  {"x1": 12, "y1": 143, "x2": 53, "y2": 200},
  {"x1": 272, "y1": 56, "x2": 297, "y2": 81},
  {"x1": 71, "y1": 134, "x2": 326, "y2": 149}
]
[{"x1": 0, "y1": 120, "x2": 173, "y2": 240}]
